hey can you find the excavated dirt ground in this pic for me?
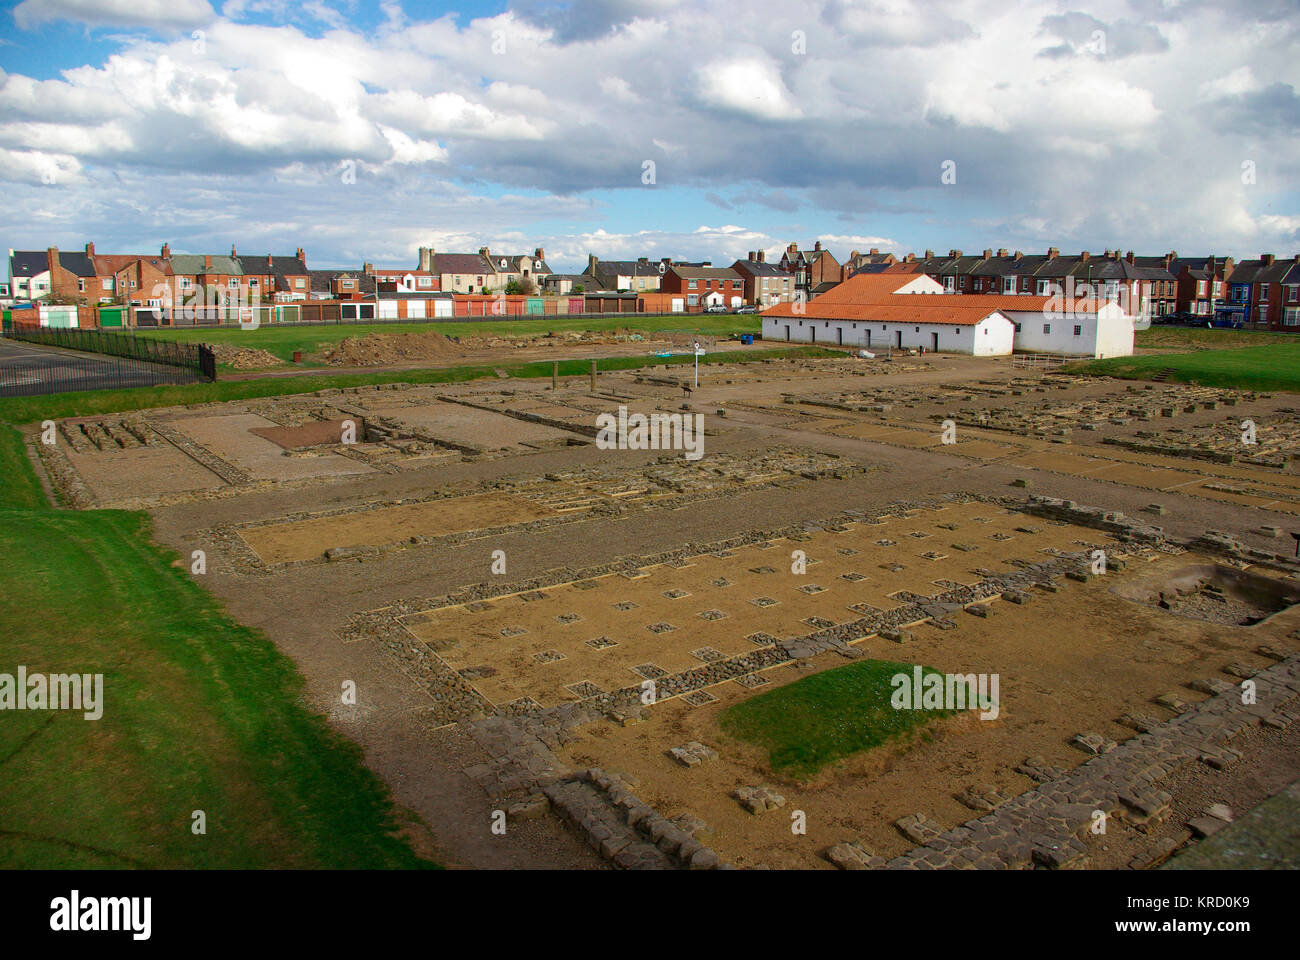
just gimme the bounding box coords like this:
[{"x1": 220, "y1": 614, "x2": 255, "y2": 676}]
[{"x1": 30, "y1": 349, "x2": 1300, "y2": 870}]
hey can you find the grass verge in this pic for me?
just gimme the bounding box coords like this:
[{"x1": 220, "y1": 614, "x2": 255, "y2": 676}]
[
  {"x1": 0, "y1": 345, "x2": 838, "y2": 424},
  {"x1": 1072, "y1": 343, "x2": 1300, "y2": 392},
  {"x1": 0, "y1": 421, "x2": 435, "y2": 868},
  {"x1": 718, "y1": 659, "x2": 956, "y2": 780},
  {"x1": 135, "y1": 314, "x2": 762, "y2": 363}
]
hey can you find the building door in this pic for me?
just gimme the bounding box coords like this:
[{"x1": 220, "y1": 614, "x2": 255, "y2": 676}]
[
  {"x1": 836, "y1": 327, "x2": 843, "y2": 345},
  {"x1": 896, "y1": 330, "x2": 903, "y2": 349},
  {"x1": 810, "y1": 327, "x2": 815, "y2": 343},
  {"x1": 784, "y1": 325, "x2": 790, "y2": 342},
  {"x1": 931, "y1": 332, "x2": 939, "y2": 351}
]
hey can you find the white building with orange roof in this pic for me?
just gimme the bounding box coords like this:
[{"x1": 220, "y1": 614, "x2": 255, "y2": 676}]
[{"x1": 760, "y1": 273, "x2": 1132, "y2": 358}]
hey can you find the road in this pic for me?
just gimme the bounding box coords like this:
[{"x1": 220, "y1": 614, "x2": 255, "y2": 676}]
[{"x1": 0, "y1": 336, "x2": 201, "y2": 397}]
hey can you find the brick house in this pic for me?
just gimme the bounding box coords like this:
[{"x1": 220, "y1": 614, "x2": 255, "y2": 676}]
[
  {"x1": 1226, "y1": 254, "x2": 1300, "y2": 329},
  {"x1": 731, "y1": 251, "x2": 793, "y2": 306},
  {"x1": 779, "y1": 241, "x2": 841, "y2": 300},
  {"x1": 1172, "y1": 256, "x2": 1234, "y2": 319},
  {"x1": 661, "y1": 265, "x2": 745, "y2": 308},
  {"x1": 582, "y1": 256, "x2": 665, "y2": 293}
]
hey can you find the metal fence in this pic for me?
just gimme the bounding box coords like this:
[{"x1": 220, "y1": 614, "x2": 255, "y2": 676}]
[
  {"x1": 0, "y1": 323, "x2": 215, "y2": 397},
  {"x1": 130, "y1": 305, "x2": 720, "y2": 329}
]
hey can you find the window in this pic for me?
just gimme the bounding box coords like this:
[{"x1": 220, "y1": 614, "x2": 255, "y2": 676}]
[
  {"x1": 687, "y1": 294, "x2": 698, "y2": 306},
  {"x1": 1260, "y1": 305, "x2": 1269, "y2": 322},
  {"x1": 1002, "y1": 276, "x2": 1015, "y2": 294},
  {"x1": 228, "y1": 278, "x2": 239, "y2": 288},
  {"x1": 418, "y1": 276, "x2": 432, "y2": 288},
  {"x1": 1260, "y1": 286, "x2": 1269, "y2": 300},
  {"x1": 1285, "y1": 307, "x2": 1300, "y2": 326},
  {"x1": 1013, "y1": 322, "x2": 1021, "y2": 332},
  {"x1": 1213, "y1": 281, "x2": 1222, "y2": 296},
  {"x1": 1288, "y1": 285, "x2": 1299, "y2": 302},
  {"x1": 101, "y1": 277, "x2": 113, "y2": 291},
  {"x1": 78, "y1": 279, "x2": 86, "y2": 292},
  {"x1": 1197, "y1": 280, "x2": 1207, "y2": 295},
  {"x1": 1043, "y1": 323, "x2": 1051, "y2": 334},
  {"x1": 1036, "y1": 280, "x2": 1051, "y2": 295},
  {"x1": 1073, "y1": 324, "x2": 1082, "y2": 336},
  {"x1": 248, "y1": 278, "x2": 258, "y2": 288},
  {"x1": 944, "y1": 276, "x2": 955, "y2": 292},
  {"x1": 688, "y1": 279, "x2": 698, "y2": 289},
  {"x1": 294, "y1": 278, "x2": 305, "y2": 289}
]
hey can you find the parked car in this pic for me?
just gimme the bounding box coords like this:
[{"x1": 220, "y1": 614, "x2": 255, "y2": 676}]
[
  {"x1": 704, "y1": 304, "x2": 729, "y2": 313},
  {"x1": 735, "y1": 305, "x2": 758, "y2": 314}
]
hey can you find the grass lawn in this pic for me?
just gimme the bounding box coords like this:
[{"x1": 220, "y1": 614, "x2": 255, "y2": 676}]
[
  {"x1": 0, "y1": 345, "x2": 837, "y2": 425},
  {"x1": 1073, "y1": 343, "x2": 1300, "y2": 393},
  {"x1": 0, "y1": 426, "x2": 435, "y2": 868},
  {"x1": 718, "y1": 659, "x2": 956, "y2": 780},
  {"x1": 1135, "y1": 326, "x2": 1300, "y2": 351},
  {"x1": 133, "y1": 314, "x2": 762, "y2": 364}
]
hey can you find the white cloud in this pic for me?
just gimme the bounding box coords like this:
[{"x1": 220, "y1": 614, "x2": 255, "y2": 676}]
[
  {"x1": 14, "y1": 0, "x2": 215, "y2": 30},
  {"x1": 696, "y1": 58, "x2": 802, "y2": 121}
]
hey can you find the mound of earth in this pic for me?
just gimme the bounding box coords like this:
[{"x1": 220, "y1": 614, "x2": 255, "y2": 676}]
[
  {"x1": 319, "y1": 332, "x2": 470, "y2": 367},
  {"x1": 206, "y1": 343, "x2": 284, "y2": 369}
]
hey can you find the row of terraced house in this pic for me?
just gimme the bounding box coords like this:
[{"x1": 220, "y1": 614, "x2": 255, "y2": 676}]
[{"x1": 7, "y1": 239, "x2": 1300, "y2": 331}]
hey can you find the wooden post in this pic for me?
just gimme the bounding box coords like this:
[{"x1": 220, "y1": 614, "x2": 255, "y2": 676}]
[{"x1": 590, "y1": 359, "x2": 597, "y2": 392}]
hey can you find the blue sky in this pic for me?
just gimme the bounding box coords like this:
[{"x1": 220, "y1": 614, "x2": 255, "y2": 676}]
[{"x1": 2, "y1": 0, "x2": 1298, "y2": 274}]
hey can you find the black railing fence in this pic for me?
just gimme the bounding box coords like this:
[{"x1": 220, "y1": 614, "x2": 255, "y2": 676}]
[{"x1": 0, "y1": 323, "x2": 214, "y2": 397}]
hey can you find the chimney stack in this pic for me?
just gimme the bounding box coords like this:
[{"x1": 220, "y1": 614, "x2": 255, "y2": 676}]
[
  {"x1": 296, "y1": 247, "x2": 304, "y2": 261},
  {"x1": 982, "y1": 249, "x2": 992, "y2": 259},
  {"x1": 85, "y1": 241, "x2": 95, "y2": 257},
  {"x1": 1047, "y1": 247, "x2": 1059, "y2": 259},
  {"x1": 161, "y1": 243, "x2": 171, "y2": 258},
  {"x1": 1080, "y1": 251, "x2": 1091, "y2": 262},
  {"x1": 997, "y1": 248, "x2": 1008, "y2": 257},
  {"x1": 478, "y1": 246, "x2": 490, "y2": 258},
  {"x1": 869, "y1": 248, "x2": 879, "y2": 255},
  {"x1": 1262, "y1": 253, "x2": 1275, "y2": 266},
  {"x1": 1126, "y1": 251, "x2": 1135, "y2": 263},
  {"x1": 204, "y1": 254, "x2": 212, "y2": 270},
  {"x1": 533, "y1": 247, "x2": 545, "y2": 261},
  {"x1": 813, "y1": 241, "x2": 822, "y2": 252},
  {"x1": 47, "y1": 247, "x2": 59, "y2": 274},
  {"x1": 757, "y1": 250, "x2": 765, "y2": 262},
  {"x1": 587, "y1": 254, "x2": 598, "y2": 274},
  {"x1": 924, "y1": 249, "x2": 934, "y2": 259},
  {"x1": 231, "y1": 244, "x2": 237, "y2": 257}
]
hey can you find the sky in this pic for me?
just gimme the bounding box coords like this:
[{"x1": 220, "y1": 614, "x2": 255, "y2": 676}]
[{"x1": 0, "y1": 0, "x2": 1297, "y2": 273}]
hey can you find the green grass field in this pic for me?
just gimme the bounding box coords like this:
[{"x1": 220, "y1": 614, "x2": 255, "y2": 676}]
[
  {"x1": 1074, "y1": 343, "x2": 1300, "y2": 392},
  {"x1": 718, "y1": 659, "x2": 956, "y2": 780},
  {"x1": 1135, "y1": 326, "x2": 1300, "y2": 351},
  {"x1": 0, "y1": 422, "x2": 435, "y2": 868},
  {"x1": 0, "y1": 345, "x2": 836, "y2": 425},
  {"x1": 135, "y1": 314, "x2": 761, "y2": 364}
]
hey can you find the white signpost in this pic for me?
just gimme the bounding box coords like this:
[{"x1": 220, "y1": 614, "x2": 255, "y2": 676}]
[{"x1": 693, "y1": 341, "x2": 705, "y2": 389}]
